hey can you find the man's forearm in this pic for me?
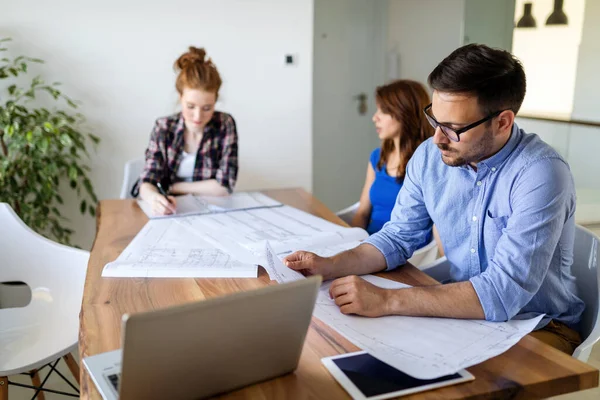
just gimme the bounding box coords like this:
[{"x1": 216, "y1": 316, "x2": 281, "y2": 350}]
[
  {"x1": 330, "y1": 243, "x2": 387, "y2": 279},
  {"x1": 386, "y1": 281, "x2": 485, "y2": 319}
]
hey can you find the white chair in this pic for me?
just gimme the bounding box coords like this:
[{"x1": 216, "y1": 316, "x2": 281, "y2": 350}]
[
  {"x1": 119, "y1": 158, "x2": 145, "y2": 199},
  {"x1": 419, "y1": 225, "x2": 600, "y2": 362},
  {"x1": 336, "y1": 202, "x2": 360, "y2": 226},
  {"x1": 0, "y1": 203, "x2": 89, "y2": 398},
  {"x1": 571, "y1": 225, "x2": 600, "y2": 362},
  {"x1": 335, "y1": 202, "x2": 439, "y2": 268}
]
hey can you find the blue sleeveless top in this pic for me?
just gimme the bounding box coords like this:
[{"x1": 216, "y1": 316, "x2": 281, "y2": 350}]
[{"x1": 367, "y1": 148, "x2": 403, "y2": 234}]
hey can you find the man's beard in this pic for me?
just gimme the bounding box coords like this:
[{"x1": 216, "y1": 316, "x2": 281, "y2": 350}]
[
  {"x1": 437, "y1": 129, "x2": 494, "y2": 167},
  {"x1": 437, "y1": 144, "x2": 468, "y2": 167}
]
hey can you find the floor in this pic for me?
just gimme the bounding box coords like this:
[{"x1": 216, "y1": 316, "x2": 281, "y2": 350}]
[
  {"x1": 5, "y1": 226, "x2": 600, "y2": 399},
  {"x1": 6, "y1": 351, "x2": 80, "y2": 399}
]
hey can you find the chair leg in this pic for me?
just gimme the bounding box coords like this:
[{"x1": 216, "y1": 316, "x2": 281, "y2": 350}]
[
  {"x1": 62, "y1": 353, "x2": 80, "y2": 385},
  {"x1": 29, "y1": 370, "x2": 46, "y2": 400},
  {"x1": 0, "y1": 376, "x2": 8, "y2": 400}
]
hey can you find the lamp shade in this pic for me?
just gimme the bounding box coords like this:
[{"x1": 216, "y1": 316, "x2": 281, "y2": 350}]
[
  {"x1": 517, "y1": 3, "x2": 537, "y2": 28},
  {"x1": 546, "y1": 0, "x2": 568, "y2": 25}
]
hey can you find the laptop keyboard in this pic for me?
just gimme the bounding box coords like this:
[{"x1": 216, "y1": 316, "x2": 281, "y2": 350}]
[{"x1": 107, "y1": 373, "x2": 121, "y2": 391}]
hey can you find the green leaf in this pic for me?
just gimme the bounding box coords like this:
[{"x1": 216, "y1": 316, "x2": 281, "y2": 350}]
[
  {"x1": 88, "y1": 133, "x2": 100, "y2": 144},
  {"x1": 59, "y1": 134, "x2": 73, "y2": 147},
  {"x1": 20, "y1": 63, "x2": 27, "y2": 72},
  {"x1": 80, "y1": 199, "x2": 87, "y2": 214},
  {"x1": 8, "y1": 84, "x2": 16, "y2": 95},
  {"x1": 83, "y1": 178, "x2": 98, "y2": 202},
  {"x1": 68, "y1": 165, "x2": 78, "y2": 180},
  {"x1": 39, "y1": 138, "x2": 49, "y2": 153},
  {"x1": 43, "y1": 121, "x2": 53, "y2": 132},
  {"x1": 89, "y1": 205, "x2": 96, "y2": 217}
]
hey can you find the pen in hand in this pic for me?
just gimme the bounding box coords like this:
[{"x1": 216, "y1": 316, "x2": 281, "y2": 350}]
[{"x1": 156, "y1": 182, "x2": 176, "y2": 213}]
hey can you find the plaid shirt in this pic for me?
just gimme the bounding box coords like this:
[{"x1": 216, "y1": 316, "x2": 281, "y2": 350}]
[{"x1": 136, "y1": 111, "x2": 238, "y2": 195}]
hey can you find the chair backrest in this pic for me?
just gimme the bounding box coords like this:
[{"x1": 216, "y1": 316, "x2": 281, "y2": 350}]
[
  {"x1": 336, "y1": 202, "x2": 360, "y2": 225},
  {"x1": 0, "y1": 203, "x2": 89, "y2": 289},
  {"x1": 572, "y1": 225, "x2": 600, "y2": 361},
  {"x1": 409, "y1": 239, "x2": 439, "y2": 268},
  {"x1": 0, "y1": 203, "x2": 90, "y2": 372},
  {"x1": 119, "y1": 158, "x2": 145, "y2": 199}
]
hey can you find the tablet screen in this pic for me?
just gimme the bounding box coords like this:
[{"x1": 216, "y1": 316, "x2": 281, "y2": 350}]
[{"x1": 331, "y1": 352, "x2": 463, "y2": 398}]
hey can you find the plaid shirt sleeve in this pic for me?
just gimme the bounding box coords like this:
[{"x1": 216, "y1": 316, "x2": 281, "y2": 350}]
[
  {"x1": 214, "y1": 114, "x2": 239, "y2": 193},
  {"x1": 139, "y1": 119, "x2": 168, "y2": 187}
]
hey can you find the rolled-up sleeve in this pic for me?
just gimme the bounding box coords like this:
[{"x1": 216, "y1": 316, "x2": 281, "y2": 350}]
[
  {"x1": 470, "y1": 157, "x2": 574, "y2": 321},
  {"x1": 214, "y1": 115, "x2": 238, "y2": 193},
  {"x1": 364, "y1": 144, "x2": 433, "y2": 270}
]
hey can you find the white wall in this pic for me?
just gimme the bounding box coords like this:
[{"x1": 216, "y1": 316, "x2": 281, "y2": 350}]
[
  {"x1": 387, "y1": 0, "x2": 465, "y2": 86},
  {"x1": 1, "y1": 0, "x2": 314, "y2": 249},
  {"x1": 573, "y1": 0, "x2": 600, "y2": 121},
  {"x1": 512, "y1": 0, "x2": 586, "y2": 118}
]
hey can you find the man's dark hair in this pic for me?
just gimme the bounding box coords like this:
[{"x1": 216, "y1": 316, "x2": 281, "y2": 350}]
[{"x1": 428, "y1": 44, "x2": 526, "y2": 115}]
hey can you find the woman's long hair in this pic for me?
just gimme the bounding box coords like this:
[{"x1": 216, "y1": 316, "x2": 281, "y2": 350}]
[{"x1": 375, "y1": 80, "x2": 433, "y2": 180}]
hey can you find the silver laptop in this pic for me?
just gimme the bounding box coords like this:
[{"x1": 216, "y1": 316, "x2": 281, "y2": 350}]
[{"x1": 83, "y1": 276, "x2": 322, "y2": 400}]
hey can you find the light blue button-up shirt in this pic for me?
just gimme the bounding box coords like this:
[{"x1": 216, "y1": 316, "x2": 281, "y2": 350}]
[{"x1": 365, "y1": 123, "x2": 584, "y2": 328}]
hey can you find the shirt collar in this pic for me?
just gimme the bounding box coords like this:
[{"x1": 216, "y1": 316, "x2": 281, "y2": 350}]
[
  {"x1": 173, "y1": 111, "x2": 218, "y2": 140},
  {"x1": 477, "y1": 122, "x2": 522, "y2": 170}
]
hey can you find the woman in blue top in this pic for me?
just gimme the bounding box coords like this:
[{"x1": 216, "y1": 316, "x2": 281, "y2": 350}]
[{"x1": 352, "y1": 80, "x2": 434, "y2": 235}]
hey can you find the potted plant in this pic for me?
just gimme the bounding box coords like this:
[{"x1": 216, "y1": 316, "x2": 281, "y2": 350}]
[{"x1": 0, "y1": 38, "x2": 100, "y2": 245}]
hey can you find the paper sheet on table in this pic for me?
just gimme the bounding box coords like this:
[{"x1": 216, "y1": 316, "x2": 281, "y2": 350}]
[
  {"x1": 199, "y1": 191, "x2": 282, "y2": 211},
  {"x1": 261, "y1": 239, "x2": 364, "y2": 283},
  {"x1": 176, "y1": 205, "x2": 368, "y2": 255},
  {"x1": 137, "y1": 191, "x2": 282, "y2": 219},
  {"x1": 102, "y1": 219, "x2": 258, "y2": 278},
  {"x1": 313, "y1": 274, "x2": 544, "y2": 379}
]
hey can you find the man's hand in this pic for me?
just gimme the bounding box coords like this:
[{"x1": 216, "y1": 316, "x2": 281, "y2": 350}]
[
  {"x1": 329, "y1": 275, "x2": 391, "y2": 317},
  {"x1": 283, "y1": 251, "x2": 336, "y2": 281}
]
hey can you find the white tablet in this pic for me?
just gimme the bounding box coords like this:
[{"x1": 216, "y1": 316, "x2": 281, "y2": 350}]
[{"x1": 322, "y1": 351, "x2": 474, "y2": 400}]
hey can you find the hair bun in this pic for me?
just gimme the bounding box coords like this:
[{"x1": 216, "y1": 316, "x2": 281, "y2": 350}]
[{"x1": 175, "y1": 46, "x2": 207, "y2": 71}]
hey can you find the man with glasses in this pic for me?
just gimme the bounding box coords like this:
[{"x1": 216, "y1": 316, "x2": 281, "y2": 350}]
[{"x1": 284, "y1": 44, "x2": 584, "y2": 354}]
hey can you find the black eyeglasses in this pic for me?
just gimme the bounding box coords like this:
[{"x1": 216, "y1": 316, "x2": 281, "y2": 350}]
[{"x1": 423, "y1": 103, "x2": 505, "y2": 142}]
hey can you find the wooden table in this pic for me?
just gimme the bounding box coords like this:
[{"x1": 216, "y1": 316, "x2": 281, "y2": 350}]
[{"x1": 80, "y1": 188, "x2": 599, "y2": 399}]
